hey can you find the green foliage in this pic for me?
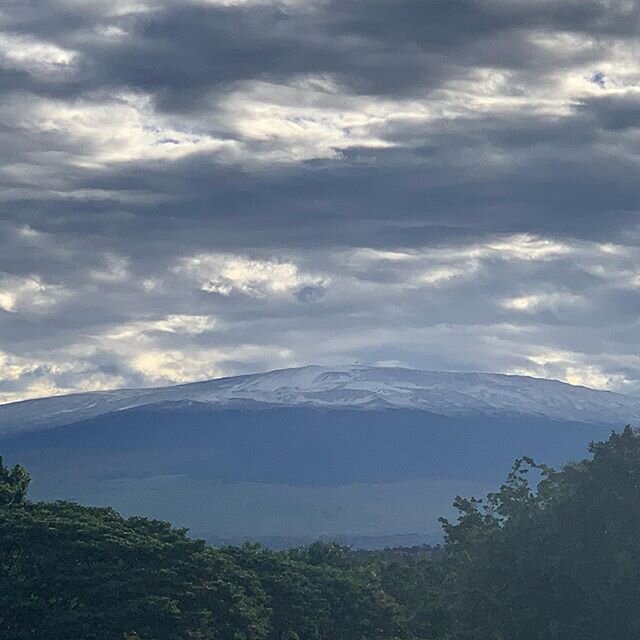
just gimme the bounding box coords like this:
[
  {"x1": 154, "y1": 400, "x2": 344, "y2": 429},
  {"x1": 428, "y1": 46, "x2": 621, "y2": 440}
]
[
  {"x1": 4, "y1": 426, "x2": 640, "y2": 640},
  {"x1": 441, "y1": 426, "x2": 640, "y2": 640},
  {"x1": 376, "y1": 550, "x2": 448, "y2": 639},
  {"x1": 0, "y1": 500, "x2": 269, "y2": 640},
  {"x1": 0, "y1": 456, "x2": 30, "y2": 506},
  {"x1": 228, "y1": 542, "x2": 403, "y2": 640},
  {"x1": 0, "y1": 479, "x2": 409, "y2": 639}
]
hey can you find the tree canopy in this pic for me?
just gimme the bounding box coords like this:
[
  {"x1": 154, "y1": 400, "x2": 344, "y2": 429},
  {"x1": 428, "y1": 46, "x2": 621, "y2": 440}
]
[
  {"x1": 441, "y1": 426, "x2": 640, "y2": 640},
  {"x1": 3, "y1": 426, "x2": 640, "y2": 639}
]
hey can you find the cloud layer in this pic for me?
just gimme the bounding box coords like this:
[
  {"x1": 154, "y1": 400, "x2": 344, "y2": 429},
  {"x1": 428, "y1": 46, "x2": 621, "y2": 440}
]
[{"x1": 1, "y1": 0, "x2": 640, "y2": 401}]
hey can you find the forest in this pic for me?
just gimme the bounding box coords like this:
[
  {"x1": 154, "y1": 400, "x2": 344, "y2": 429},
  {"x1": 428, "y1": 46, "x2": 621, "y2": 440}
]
[{"x1": 2, "y1": 426, "x2": 640, "y2": 640}]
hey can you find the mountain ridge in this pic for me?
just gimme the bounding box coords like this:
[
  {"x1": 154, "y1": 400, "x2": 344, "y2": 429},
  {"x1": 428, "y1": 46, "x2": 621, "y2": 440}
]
[
  {"x1": 1, "y1": 364, "x2": 639, "y2": 435},
  {"x1": 1, "y1": 364, "x2": 632, "y2": 546}
]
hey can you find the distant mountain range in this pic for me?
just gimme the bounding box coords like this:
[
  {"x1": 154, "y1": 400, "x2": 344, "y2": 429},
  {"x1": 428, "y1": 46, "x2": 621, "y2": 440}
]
[
  {"x1": 1, "y1": 365, "x2": 636, "y2": 547},
  {"x1": 2, "y1": 365, "x2": 639, "y2": 434}
]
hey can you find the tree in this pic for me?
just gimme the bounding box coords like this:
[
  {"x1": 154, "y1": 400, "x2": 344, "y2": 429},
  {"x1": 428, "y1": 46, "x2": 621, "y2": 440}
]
[
  {"x1": 441, "y1": 427, "x2": 640, "y2": 640},
  {"x1": 0, "y1": 501, "x2": 270, "y2": 640},
  {"x1": 229, "y1": 542, "x2": 403, "y2": 640},
  {"x1": 0, "y1": 456, "x2": 30, "y2": 506},
  {"x1": 0, "y1": 473, "x2": 406, "y2": 640}
]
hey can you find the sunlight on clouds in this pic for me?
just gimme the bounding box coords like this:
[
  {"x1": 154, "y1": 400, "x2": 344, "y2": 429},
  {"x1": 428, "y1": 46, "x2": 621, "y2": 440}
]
[
  {"x1": 3, "y1": 233, "x2": 635, "y2": 399},
  {"x1": 8, "y1": 34, "x2": 640, "y2": 175},
  {"x1": 21, "y1": 94, "x2": 236, "y2": 166},
  {"x1": 511, "y1": 350, "x2": 632, "y2": 391},
  {"x1": 3, "y1": 0, "x2": 640, "y2": 406},
  {"x1": 131, "y1": 350, "x2": 223, "y2": 383},
  {"x1": 435, "y1": 68, "x2": 572, "y2": 120},
  {"x1": 149, "y1": 315, "x2": 217, "y2": 334},
  {"x1": 433, "y1": 35, "x2": 640, "y2": 125},
  {"x1": 0, "y1": 352, "x2": 42, "y2": 384},
  {"x1": 483, "y1": 235, "x2": 573, "y2": 261},
  {"x1": 501, "y1": 292, "x2": 584, "y2": 313},
  {"x1": 218, "y1": 77, "x2": 425, "y2": 161},
  {"x1": 0, "y1": 375, "x2": 129, "y2": 404},
  {"x1": 62, "y1": 0, "x2": 156, "y2": 17},
  {"x1": 347, "y1": 249, "x2": 418, "y2": 264},
  {"x1": 581, "y1": 261, "x2": 640, "y2": 290},
  {"x1": 0, "y1": 350, "x2": 127, "y2": 404},
  {"x1": 130, "y1": 345, "x2": 293, "y2": 384},
  {"x1": 16, "y1": 225, "x2": 42, "y2": 239},
  {"x1": 74, "y1": 0, "x2": 304, "y2": 15},
  {"x1": 85, "y1": 314, "x2": 294, "y2": 388},
  {"x1": 176, "y1": 254, "x2": 328, "y2": 298},
  {"x1": 564, "y1": 366, "x2": 625, "y2": 390},
  {"x1": 417, "y1": 265, "x2": 479, "y2": 287},
  {"x1": 582, "y1": 41, "x2": 640, "y2": 92},
  {"x1": 528, "y1": 31, "x2": 600, "y2": 61},
  {"x1": 347, "y1": 235, "x2": 573, "y2": 269},
  {"x1": 103, "y1": 315, "x2": 218, "y2": 340},
  {"x1": 0, "y1": 32, "x2": 77, "y2": 77},
  {"x1": 342, "y1": 234, "x2": 576, "y2": 291},
  {"x1": 0, "y1": 275, "x2": 68, "y2": 314}
]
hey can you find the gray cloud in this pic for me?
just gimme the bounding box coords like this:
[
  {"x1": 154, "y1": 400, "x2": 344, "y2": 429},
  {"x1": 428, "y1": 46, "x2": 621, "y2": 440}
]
[{"x1": 1, "y1": 0, "x2": 640, "y2": 401}]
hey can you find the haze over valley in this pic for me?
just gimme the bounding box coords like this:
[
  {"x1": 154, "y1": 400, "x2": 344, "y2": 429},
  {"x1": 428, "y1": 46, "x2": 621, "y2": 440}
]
[{"x1": 1, "y1": 365, "x2": 625, "y2": 546}]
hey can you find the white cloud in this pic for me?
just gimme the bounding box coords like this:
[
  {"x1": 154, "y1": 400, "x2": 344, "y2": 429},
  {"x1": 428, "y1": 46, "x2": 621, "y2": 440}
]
[
  {"x1": 340, "y1": 234, "x2": 577, "y2": 293},
  {"x1": 0, "y1": 32, "x2": 77, "y2": 78},
  {"x1": 482, "y1": 235, "x2": 574, "y2": 261},
  {"x1": 509, "y1": 349, "x2": 633, "y2": 392},
  {"x1": 102, "y1": 315, "x2": 218, "y2": 340},
  {"x1": 176, "y1": 253, "x2": 328, "y2": 298},
  {"x1": 13, "y1": 93, "x2": 236, "y2": 167},
  {"x1": 60, "y1": 0, "x2": 157, "y2": 17},
  {"x1": 0, "y1": 351, "x2": 41, "y2": 383},
  {"x1": 0, "y1": 275, "x2": 69, "y2": 314},
  {"x1": 67, "y1": 0, "x2": 304, "y2": 16},
  {"x1": 501, "y1": 292, "x2": 584, "y2": 313},
  {"x1": 130, "y1": 344, "x2": 293, "y2": 384},
  {"x1": 216, "y1": 77, "x2": 413, "y2": 162},
  {"x1": 0, "y1": 349, "x2": 127, "y2": 404},
  {"x1": 417, "y1": 265, "x2": 478, "y2": 286}
]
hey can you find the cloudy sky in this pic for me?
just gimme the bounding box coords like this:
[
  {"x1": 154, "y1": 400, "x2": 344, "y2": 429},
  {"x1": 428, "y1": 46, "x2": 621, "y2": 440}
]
[{"x1": 1, "y1": 0, "x2": 640, "y2": 402}]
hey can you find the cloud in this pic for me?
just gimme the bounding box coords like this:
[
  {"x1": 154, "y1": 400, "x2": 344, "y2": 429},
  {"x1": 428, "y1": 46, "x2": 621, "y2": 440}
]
[
  {"x1": 89, "y1": 254, "x2": 131, "y2": 282},
  {"x1": 0, "y1": 32, "x2": 77, "y2": 77},
  {"x1": 101, "y1": 314, "x2": 218, "y2": 339},
  {"x1": 0, "y1": 275, "x2": 69, "y2": 314},
  {"x1": 500, "y1": 292, "x2": 585, "y2": 313},
  {"x1": 1, "y1": 0, "x2": 640, "y2": 400},
  {"x1": 129, "y1": 343, "x2": 292, "y2": 384},
  {"x1": 175, "y1": 253, "x2": 329, "y2": 298}
]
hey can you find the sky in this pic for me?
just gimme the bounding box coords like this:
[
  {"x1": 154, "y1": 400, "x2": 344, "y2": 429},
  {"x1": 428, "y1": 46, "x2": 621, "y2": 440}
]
[{"x1": 1, "y1": 0, "x2": 640, "y2": 403}]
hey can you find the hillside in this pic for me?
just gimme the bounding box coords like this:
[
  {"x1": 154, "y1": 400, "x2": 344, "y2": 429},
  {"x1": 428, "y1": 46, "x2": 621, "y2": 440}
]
[
  {"x1": 0, "y1": 366, "x2": 632, "y2": 546},
  {"x1": 4, "y1": 427, "x2": 640, "y2": 639},
  {"x1": 1, "y1": 365, "x2": 639, "y2": 434}
]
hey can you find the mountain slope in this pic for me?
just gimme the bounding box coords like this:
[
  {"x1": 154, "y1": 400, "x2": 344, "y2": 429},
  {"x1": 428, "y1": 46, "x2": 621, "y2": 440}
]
[
  {"x1": 0, "y1": 365, "x2": 636, "y2": 547},
  {"x1": 0, "y1": 403, "x2": 612, "y2": 546},
  {"x1": 1, "y1": 365, "x2": 639, "y2": 434}
]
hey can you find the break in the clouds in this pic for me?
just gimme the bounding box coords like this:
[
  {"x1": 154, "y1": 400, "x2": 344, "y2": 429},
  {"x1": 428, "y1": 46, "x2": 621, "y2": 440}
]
[{"x1": 1, "y1": 0, "x2": 640, "y2": 402}]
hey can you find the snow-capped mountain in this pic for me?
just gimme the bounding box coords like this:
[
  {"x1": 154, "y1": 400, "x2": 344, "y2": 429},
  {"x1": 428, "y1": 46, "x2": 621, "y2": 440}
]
[
  {"x1": 2, "y1": 365, "x2": 635, "y2": 547},
  {"x1": 1, "y1": 365, "x2": 639, "y2": 434}
]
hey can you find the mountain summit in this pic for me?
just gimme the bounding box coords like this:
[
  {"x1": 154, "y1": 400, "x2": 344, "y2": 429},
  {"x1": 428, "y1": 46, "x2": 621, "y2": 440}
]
[
  {"x1": 1, "y1": 365, "x2": 639, "y2": 434},
  {"x1": 1, "y1": 364, "x2": 635, "y2": 546}
]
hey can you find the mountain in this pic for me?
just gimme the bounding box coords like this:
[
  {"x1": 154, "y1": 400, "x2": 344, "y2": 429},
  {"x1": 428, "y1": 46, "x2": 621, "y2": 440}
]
[
  {"x1": 0, "y1": 365, "x2": 636, "y2": 547},
  {"x1": 1, "y1": 364, "x2": 639, "y2": 434}
]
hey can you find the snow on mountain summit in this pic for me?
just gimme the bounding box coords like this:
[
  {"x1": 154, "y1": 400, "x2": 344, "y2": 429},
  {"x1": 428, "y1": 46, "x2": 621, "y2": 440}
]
[{"x1": 1, "y1": 365, "x2": 639, "y2": 435}]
